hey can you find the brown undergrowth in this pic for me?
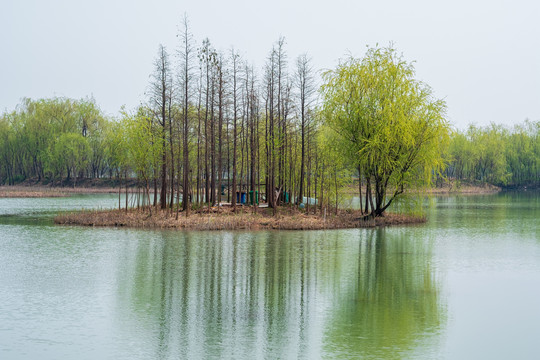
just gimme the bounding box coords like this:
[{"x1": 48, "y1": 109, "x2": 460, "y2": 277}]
[{"x1": 54, "y1": 205, "x2": 426, "y2": 231}]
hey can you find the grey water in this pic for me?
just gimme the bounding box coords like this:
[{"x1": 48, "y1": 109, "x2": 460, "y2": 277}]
[{"x1": 0, "y1": 192, "x2": 539, "y2": 359}]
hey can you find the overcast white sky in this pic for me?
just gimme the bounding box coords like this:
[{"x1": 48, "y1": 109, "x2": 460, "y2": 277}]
[{"x1": 1, "y1": 0, "x2": 539, "y2": 129}]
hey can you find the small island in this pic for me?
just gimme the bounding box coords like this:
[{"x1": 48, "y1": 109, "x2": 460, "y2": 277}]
[{"x1": 54, "y1": 205, "x2": 426, "y2": 231}]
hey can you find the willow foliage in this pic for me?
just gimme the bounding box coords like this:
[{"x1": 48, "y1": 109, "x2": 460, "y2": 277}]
[{"x1": 321, "y1": 46, "x2": 450, "y2": 216}]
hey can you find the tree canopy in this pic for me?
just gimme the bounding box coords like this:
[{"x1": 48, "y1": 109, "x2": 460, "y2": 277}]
[{"x1": 321, "y1": 46, "x2": 450, "y2": 217}]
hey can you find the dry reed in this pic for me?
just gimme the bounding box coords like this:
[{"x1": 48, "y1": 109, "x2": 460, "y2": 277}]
[{"x1": 54, "y1": 206, "x2": 426, "y2": 231}]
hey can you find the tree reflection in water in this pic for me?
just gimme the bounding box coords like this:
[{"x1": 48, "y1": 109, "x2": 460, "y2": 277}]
[{"x1": 115, "y1": 228, "x2": 445, "y2": 359}]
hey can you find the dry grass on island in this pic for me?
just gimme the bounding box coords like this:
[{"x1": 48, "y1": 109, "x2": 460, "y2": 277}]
[{"x1": 54, "y1": 205, "x2": 426, "y2": 231}]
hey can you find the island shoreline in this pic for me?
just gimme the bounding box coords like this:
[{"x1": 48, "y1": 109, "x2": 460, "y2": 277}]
[{"x1": 54, "y1": 207, "x2": 426, "y2": 231}]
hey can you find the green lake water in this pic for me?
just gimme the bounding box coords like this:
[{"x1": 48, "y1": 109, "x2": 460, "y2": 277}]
[{"x1": 0, "y1": 192, "x2": 539, "y2": 359}]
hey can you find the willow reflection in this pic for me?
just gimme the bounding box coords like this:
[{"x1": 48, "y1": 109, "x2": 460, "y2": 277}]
[{"x1": 323, "y1": 229, "x2": 445, "y2": 359}]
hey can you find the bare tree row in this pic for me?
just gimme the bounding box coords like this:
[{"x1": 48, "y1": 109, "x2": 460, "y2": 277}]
[{"x1": 143, "y1": 18, "x2": 319, "y2": 216}]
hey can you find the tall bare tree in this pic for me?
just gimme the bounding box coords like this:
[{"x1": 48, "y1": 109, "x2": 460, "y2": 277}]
[
  {"x1": 178, "y1": 14, "x2": 195, "y2": 216},
  {"x1": 199, "y1": 38, "x2": 216, "y2": 205},
  {"x1": 264, "y1": 46, "x2": 276, "y2": 210},
  {"x1": 149, "y1": 44, "x2": 172, "y2": 209},
  {"x1": 216, "y1": 53, "x2": 225, "y2": 205},
  {"x1": 294, "y1": 53, "x2": 315, "y2": 205},
  {"x1": 230, "y1": 49, "x2": 240, "y2": 210},
  {"x1": 248, "y1": 65, "x2": 259, "y2": 211}
]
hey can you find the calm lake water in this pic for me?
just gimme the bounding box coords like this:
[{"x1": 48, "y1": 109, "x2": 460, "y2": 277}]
[{"x1": 0, "y1": 192, "x2": 539, "y2": 359}]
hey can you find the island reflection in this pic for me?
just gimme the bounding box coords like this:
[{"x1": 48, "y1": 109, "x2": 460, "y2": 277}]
[{"x1": 114, "y1": 228, "x2": 445, "y2": 359}]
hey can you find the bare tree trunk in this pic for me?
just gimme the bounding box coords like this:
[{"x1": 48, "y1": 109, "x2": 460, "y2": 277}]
[
  {"x1": 320, "y1": 162, "x2": 324, "y2": 214},
  {"x1": 205, "y1": 83, "x2": 210, "y2": 205},
  {"x1": 231, "y1": 50, "x2": 239, "y2": 210},
  {"x1": 358, "y1": 165, "x2": 363, "y2": 214},
  {"x1": 210, "y1": 75, "x2": 216, "y2": 205},
  {"x1": 159, "y1": 48, "x2": 168, "y2": 209},
  {"x1": 295, "y1": 54, "x2": 314, "y2": 205},
  {"x1": 313, "y1": 147, "x2": 318, "y2": 215},
  {"x1": 153, "y1": 174, "x2": 157, "y2": 207},
  {"x1": 334, "y1": 167, "x2": 338, "y2": 215},
  {"x1": 196, "y1": 67, "x2": 202, "y2": 206},
  {"x1": 226, "y1": 113, "x2": 230, "y2": 204},
  {"x1": 168, "y1": 87, "x2": 175, "y2": 210},
  {"x1": 249, "y1": 70, "x2": 257, "y2": 212},
  {"x1": 125, "y1": 170, "x2": 128, "y2": 213},
  {"x1": 180, "y1": 15, "x2": 193, "y2": 216},
  {"x1": 201, "y1": 40, "x2": 213, "y2": 205},
  {"x1": 239, "y1": 102, "x2": 245, "y2": 206},
  {"x1": 217, "y1": 55, "x2": 224, "y2": 205},
  {"x1": 256, "y1": 106, "x2": 261, "y2": 210},
  {"x1": 118, "y1": 171, "x2": 121, "y2": 211}
]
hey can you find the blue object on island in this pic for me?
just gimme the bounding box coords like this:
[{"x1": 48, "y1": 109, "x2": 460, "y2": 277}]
[
  {"x1": 237, "y1": 192, "x2": 247, "y2": 204},
  {"x1": 237, "y1": 191, "x2": 257, "y2": 204}
]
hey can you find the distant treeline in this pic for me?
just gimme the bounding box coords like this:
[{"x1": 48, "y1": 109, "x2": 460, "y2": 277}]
[
  {"x1": 1, "y1": 97, "x2": 537, "y2": 191},
  {"x1": 0, "y1": 98, "x2": 109, "y2": 186},
  {"x1": 445, "y1": 121, "x2": 539, "y2": 188}
]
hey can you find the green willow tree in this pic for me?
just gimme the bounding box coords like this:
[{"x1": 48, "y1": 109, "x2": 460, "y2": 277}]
[
  {"x1": 321, "y1": 46, "x2": 450, "y2": 217},
  {"x1": 53, "y1": 133, "x2": 90, "y2": 187},
  {"x1": 317, "y1": 125, "x2": 352, "y2": 215},
  {"x1": 124, "y1": 107, "x2": 164, "y2": 210}
]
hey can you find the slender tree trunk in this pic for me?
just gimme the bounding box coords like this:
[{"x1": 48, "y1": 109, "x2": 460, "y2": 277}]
[
  {"x1": 320, "y1": 162, "x2": 324, "y2": 214},
  {"x1": 204, "y1": 64, "x2": 210, "y2": 204},
  {"x1": 314, "y1": 148, "x2": 318, "y2": 215},
  {"x1": 210, "y1": 81, "x2": 216, "y2": 205},
  {"x1": 169, "y1": 111, "x2": 175, "y2": 210},
  {"x1": 231, "y1": 52, "x2": 238, "y2": 210},
  {"x1": 299, "y1": 117, "x2": 305, "y2": 205},
  {"x1": 159, "y1": 58, "x2": 168, "y2": 210},
  {"x1": 365, "y1": 177, "x2": 370, "y2": 214},
  {"x1": 250, "y1": 95, "x2": 257, "y2": 210},
  {"x1": 196, "y1": 82, "x2": 202, "y2": 206},
  {"x1": 125, "y1": 170, "x2": 128, "y2": 213},
  {"x1": 118, "y1": 171, "x2": 121, "y2": 211},
  {"x1": 179, "y1": 16, "x2": 193, "y2": 216},
  {"x1": 217, "y1": 61, "x2": 223, "y2": 205},
  {"x1": 334, "y1": 167, "x2": 338, "y2": 215},
  {"x1": 358, "y1": 165, "x2": 363, "y2": 214},
  {"x1": 182, "y1": 76, "x2": 190, "y2": 216},
  {"x1": 153, "y1": 175, "x2": 157, "y2": 207}
]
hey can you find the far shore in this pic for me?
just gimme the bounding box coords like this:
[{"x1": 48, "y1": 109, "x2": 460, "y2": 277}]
[
  {"x1": 54, "y1": 206, "x2": 426, "y2": 231},
  {"x1": 1, "y1": 180, "x2": 504, "y2": 199},
  {"x1": 343, "y1": 181, "x2": 502, "y2": 196},
  {"x1": 422, "y1": 182, "x2": 501, "y2": 194},
  {"x1": 0, "y1": 185, "x2": 119, "y2": 198}
]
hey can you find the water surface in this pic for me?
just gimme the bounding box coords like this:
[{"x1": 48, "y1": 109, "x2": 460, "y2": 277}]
[{"x1": 0, "y1": 192, "x2": 538, "y2": 359}]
